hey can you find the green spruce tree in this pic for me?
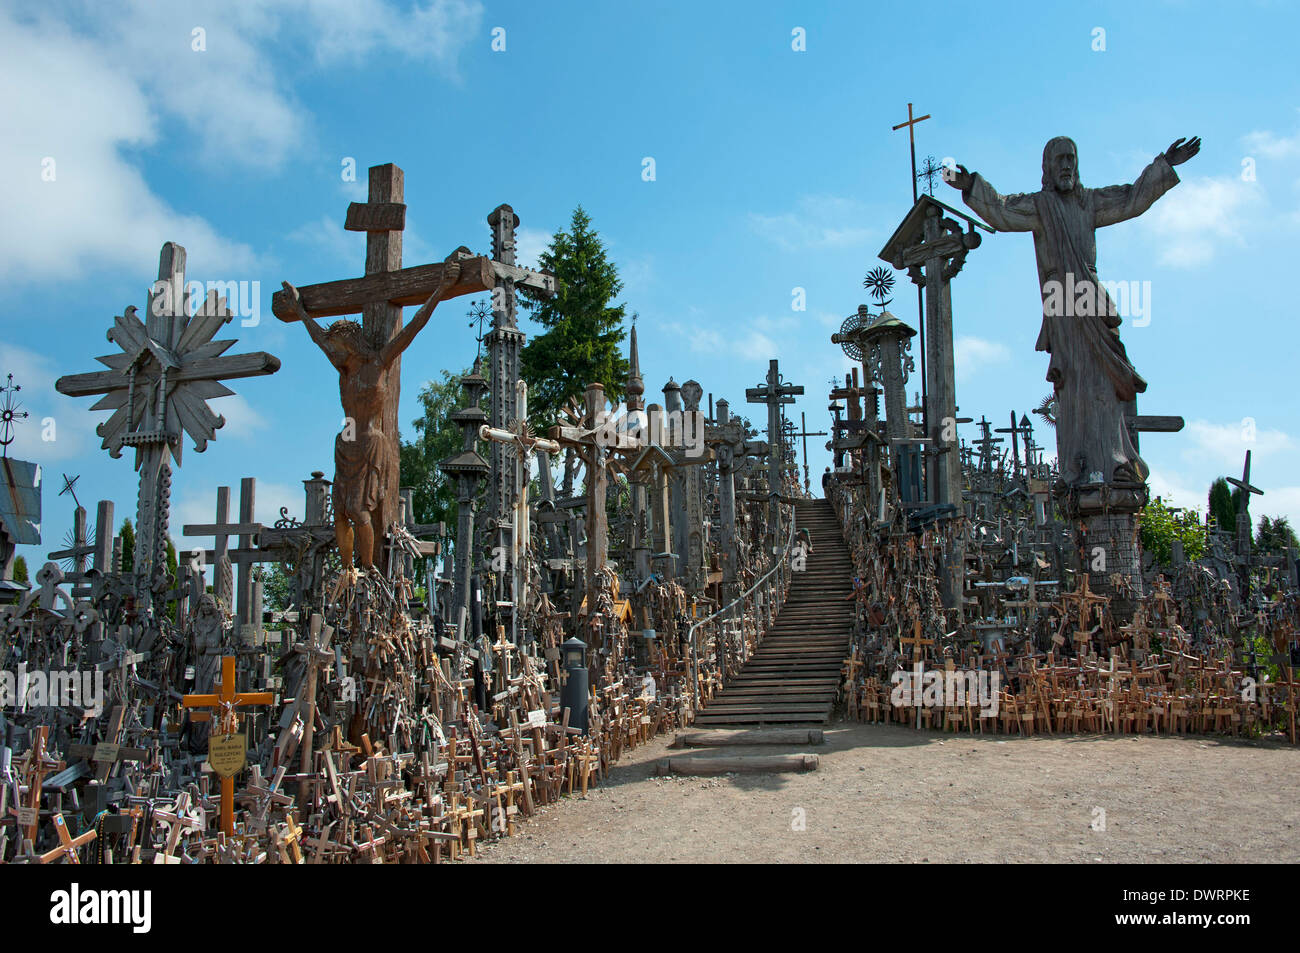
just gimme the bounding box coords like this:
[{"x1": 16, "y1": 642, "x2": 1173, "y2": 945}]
[
  {"x1": 1208, "y1": 478, "x2": 1235, "y2": 534},
  {"x1": 519, "y1": 206, "x2": 631, "y2": 492},
  {"x1": 119, "y1": 519, "x2": 135, "y2": 573}
]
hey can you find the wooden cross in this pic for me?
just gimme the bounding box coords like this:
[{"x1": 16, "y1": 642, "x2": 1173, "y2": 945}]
[
  {"x1": 47, "y1": 503, "x2": 93, "y2": 586},
  {"x1": 1227, "y1": 449, "x2": 1265, "y2": 598},
  {"x1": 479, "y1": 378, "x2": 560, "y2": 643},
  {"x1": 151, "y1": 791, "x2": 202, "y2": 862},
  {"x1": 550, "y1": 382, "x2": 626, "y2": 642},
  {"x1": 38, "y1": 812, "x2": 96, "y2": 864},
  {"x1": 900, "y1": 618, "x2": 934, "y2": 661},
  {"x1": 891, "y1": 102, "x2": 932, "y2": 203},
  {"x1": 182, "y1": 655, "x2": 274, "y2": 835},
  {"x1": 790, "y1": 411, "x2": 827, "y2": 494},
  {"x1": 10, "y1": 726, "x2": 64, "y2": 845},
  {"x1": 272, "y1": 812, "x2": 304, "y2": 864},
  {"x1": 56, "y1": 243, "x2": 280, "y2": 584},
  {"x1": 270, "y1": 164, "x2": 551, "y2": 555},
  {"x1": 303, "y1": 820, "x2": 344, "y2": 864},
  {"x1": 293, "y1": 613, "x2": 335, "y2": 791},
  {"x1": 746, "y1": 359, "x2": 803, "y2": 549},
  {"x1": 182, "y1": 479, "x2": 268, "y2": 624}
]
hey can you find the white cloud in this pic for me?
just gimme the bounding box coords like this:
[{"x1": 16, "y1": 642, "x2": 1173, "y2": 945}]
[
  {"x1": 1147, "y1": 468, "x2": 1209, "y2": 513},
  {"x1": 748, "y1": 195, "x2": 874, "y2": 251},
  {"x1": 209, "y1": 393, "x2": 267, "y2": 441},
  {"x1": 287, "y1": 215, "x2": 361, "y2": 268},
  {"x1": 1242, "y1": 126, "x2": 1300, "y2": 161},
  {"x1": 954, "y1": 335, "x2": 1010, "y2": 380},
  {"x1": 0, "y1": 9, "x2": 259, "y2": 283},
  {"x1": 1181, "y1": 418, "x2": 1292, "y2": 467},
  {"x1": 0, "y1": 342, "x2": 100, "y2": 462},
  {"x1": 515, "y1": 227, "x2": 552, "y2": 269},
  {"x1": 1142, "y1": 175, "x2": 1261, "y2": 267},
  {"x1": 0, "y1": 1, "x2": 482, "y2": 286},
  {"x1": 1261, "y1": 486, "x2": 1300, "y2": 529},
  {"x1": 285, "y1": 0, "x2": 483, "y2": 75}
]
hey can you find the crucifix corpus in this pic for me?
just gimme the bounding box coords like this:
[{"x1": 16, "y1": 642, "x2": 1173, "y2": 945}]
[{"x1": 272, "y1": 163, "x2": 498, "y2": 571}]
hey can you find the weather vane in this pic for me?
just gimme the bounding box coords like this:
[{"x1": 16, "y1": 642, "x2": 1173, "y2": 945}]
[
  {"x1": 863, "y1": 266, "x2": 895, "y2": 312},
  {"x1": 466, "y1": 298, "x2": 492, "y2": 361},
  {"x1": 0, "y1": 373, "x2": 28, "y2": 457},
  {"x1": 916, "y1": 154, "x2": 944, "y2": 197}
]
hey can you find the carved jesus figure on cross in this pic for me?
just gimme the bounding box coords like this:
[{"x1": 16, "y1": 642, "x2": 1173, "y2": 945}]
[{"x1": 281, "y1": 249, "x2": 463, "y2": 571}]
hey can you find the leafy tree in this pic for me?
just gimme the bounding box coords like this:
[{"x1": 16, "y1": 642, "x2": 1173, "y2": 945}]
[
  {"x1": 119, "y1": 519, "x2": 135, "y2": 573},
  {"x1": 254, "y1": 563, "x2": 295, "y2": 614},
  {"x1": 1257, "y1": 515, "x2": 1298, "y2": 555},
  {"x1": 1139, "y1": 497, "x2": 1207, "y2": 566},
  {"x1": 1208, "y1": 478, "x2": 1235, "y2": 534},
  {"x1": 519, "y1": 206, "x2": 630, "y2": 432},
  {"x1": 12, "y1": 555, "x2": 27, "y2": 583}
]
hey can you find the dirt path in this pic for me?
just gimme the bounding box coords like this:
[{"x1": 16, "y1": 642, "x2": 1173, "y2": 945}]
[{"x1": 468, "y1": 721, "x2": 1300, "y2": 864}]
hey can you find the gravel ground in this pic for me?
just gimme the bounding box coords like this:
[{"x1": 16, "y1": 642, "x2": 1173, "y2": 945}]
[{"x1": 467, "y1": 720, "x2": 1300, "y2": 864}]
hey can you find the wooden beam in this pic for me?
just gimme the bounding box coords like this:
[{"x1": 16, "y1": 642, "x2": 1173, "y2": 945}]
[
  {"x1": 56, "y1": 351, "x2": 281, "y2": 398},
  {"x1": 270, "y1": 256, "x2": 495, "y2": 322},
  {"x1": 344, "y1": 202, "x2": 406, "y2": 232},
  {"x1": 1134, "y1": 415, "x2": 1184, "y2": 433}
]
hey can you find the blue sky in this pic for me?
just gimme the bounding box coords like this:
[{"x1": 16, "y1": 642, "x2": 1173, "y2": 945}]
[{"x1": 3, "y1": 0, "x2": 1299, "y2": 569}]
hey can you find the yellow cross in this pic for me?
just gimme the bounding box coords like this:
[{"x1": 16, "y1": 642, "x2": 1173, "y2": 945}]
[{"x1": 182, "y1": 655, "x2": 274, "y2": 836}]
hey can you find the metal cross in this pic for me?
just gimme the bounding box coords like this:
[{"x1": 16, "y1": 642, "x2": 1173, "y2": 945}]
[
  {"x1": 0, "y1": 373, "x2": 28, "y2": 457},
  {"x1": 916, "y1": 154, "x2": 944, "y2": 197},
  {"x1": 58, "y1": 472, "x2": 82, "y2": 510},
  {"x1": 891, "y1": 102, "x2": 932, "y2": 203}
]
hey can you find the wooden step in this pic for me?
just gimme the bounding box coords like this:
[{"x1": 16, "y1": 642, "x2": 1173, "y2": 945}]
[
  {"x1": 654, "y1": 753, "x2": 820, "y2": 775},
  {"x1": 673, "y1": 729, "x2": 824, "y2": 748}
]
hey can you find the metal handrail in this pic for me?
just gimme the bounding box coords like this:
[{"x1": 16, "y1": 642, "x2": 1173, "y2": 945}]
[{"x1": 687, "y1": 500, "x2": 798, "y2": 712}]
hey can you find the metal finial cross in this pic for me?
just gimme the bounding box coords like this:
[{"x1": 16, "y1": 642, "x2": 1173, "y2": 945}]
[
  {"x1": 466, "y1": 298, "x2": 492, "y2": 361},
  {"x1": 917, "y1": 155, "x2": 944, "y2": 197},
  {"x1": 0, "y1": 373, "x2": 28, "y2": 456}
]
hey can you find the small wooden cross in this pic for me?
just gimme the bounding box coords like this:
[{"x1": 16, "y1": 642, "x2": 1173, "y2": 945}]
[
  {"x1": 293, "y1": 613, "x2": 335, "y2": 789},
  {"x1": 38, "y1": 812, "x2": 96, "y2": 864},
  {"x1": 182, "y1": 655, "x2": 274, "y2": 835},
  {"x1": 152, "y1": 791, "x2": 202, "y2": 862},
  {"x1": 11, "y1": 726, "x2": 64, "y2": 844},
  {"x1": 899, "y1": 618, "x2": 934, "y2": 660},
  {"x1": 272, "y1": 812, "x2": 304, "y2": 865}
]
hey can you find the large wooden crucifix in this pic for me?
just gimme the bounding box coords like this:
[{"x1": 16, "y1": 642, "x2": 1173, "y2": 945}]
[
  {"x1": 56, "y1": 243, "x2": 280, "y2": 588},
  {"x1": 271, "y1": 165, "x2": 553, "y2": 570}
]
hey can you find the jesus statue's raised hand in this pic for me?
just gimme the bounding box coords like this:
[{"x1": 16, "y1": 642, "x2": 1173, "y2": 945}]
[{"x1": 1163, "y1": 136, "x2": 1201, "y2": 167}]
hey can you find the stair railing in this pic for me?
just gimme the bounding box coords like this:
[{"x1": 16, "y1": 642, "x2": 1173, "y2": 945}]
[{"x1": 687, "y1": 501, "x2": 798, "y2": 714}]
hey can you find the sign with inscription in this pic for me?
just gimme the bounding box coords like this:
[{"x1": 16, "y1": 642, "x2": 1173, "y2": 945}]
[
  {"x1": 208, "y1": 733, "x2": 247, "y2": 779},
  {"x1": 92, "y1": 742, "x2": 121, "y2": 764}
]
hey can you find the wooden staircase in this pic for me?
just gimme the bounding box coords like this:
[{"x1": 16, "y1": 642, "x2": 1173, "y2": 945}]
[{"x1": 693, "y1": 499, "x2": 853, "y2": 728}]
